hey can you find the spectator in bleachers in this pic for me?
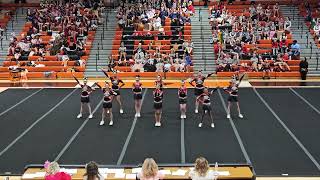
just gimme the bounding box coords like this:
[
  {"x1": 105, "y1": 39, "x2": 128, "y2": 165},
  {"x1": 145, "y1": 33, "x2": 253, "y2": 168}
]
[
  {"x1": 289, "y1": 40, "x2": 300, "y2": 60},
  {"x1": 44, "y1": 162, "x2": 71, "y2": 180},
  {"x1": 137, "y1": 158, "x2": 164, "y2": 180},
  {"x1": 83, "y1": 161, "x2": 103, "y2": 180},
  {"x1": 299, "y1": 57, "x2": 308, "y2": 80},
  {"x1": 189, "y1": 157, "x2": 217, "y2": 180}
]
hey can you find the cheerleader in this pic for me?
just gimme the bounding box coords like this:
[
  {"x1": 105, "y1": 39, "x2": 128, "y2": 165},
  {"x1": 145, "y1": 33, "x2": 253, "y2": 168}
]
[
  {"x1": 101, "y1": 68, "x2": 125, "y2": 114},
  {"x1": 96, "y1": 82, "x2": 117, "y2": 126},
  {"x1": 73, "y1": 75, "x2": 94, "y2": 119},
  {"x1": 178, "y1": 80, "x2": 187, "y2": 119},
  {"x1": 197, "y1": 87, "x2": 217, "y2": 128},
  {"x1": 223, "y1": 74, "x2": 245, "y2": 119},
  {"x1": 155, "y1": 74, "x2": 164, "y2": 90},
  {"x1": 153, "y1": 84, "x2": 163, "y2": 127},
  {"x1": 132, "y1": 75, "x2": 143, "y2": 118},
  {"x1": 189, "y1": 71, "x2": 214, "y2": 113}
]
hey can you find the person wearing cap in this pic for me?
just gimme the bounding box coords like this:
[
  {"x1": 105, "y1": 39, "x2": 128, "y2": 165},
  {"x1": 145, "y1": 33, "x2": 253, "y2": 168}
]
[
  {"x1": 197, "y1": 87, "x2": 217, "y2": 128},
  {"x1": 96, "y1": 81, "x2": 117, "y2": 126},
  {"x1": 132, "y1": 75, "x2": 143, "y2": 118},
  {"x1": 223, "y1": 74, "x2": 245, "y2": 119},
  {"x1": 73, "y1": 75, "x2": 94, "y2": 119},
  {"x1": 189, "y1": 71, "x2": 213, "y2": 114},
  {"x1": 178, "y1": 80, "x2": 188, "y2": 119}
]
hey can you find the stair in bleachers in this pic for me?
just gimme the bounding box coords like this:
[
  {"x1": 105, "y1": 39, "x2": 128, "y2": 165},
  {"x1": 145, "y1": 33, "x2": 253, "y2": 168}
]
[
  {"x1": 0, "y1": 7, "x2": 27, "y2": 66},
  {"x1": 191, "y1": 6, "x2": 216, "y2": 75},
  {"x1": 280, "y1": 5, "x2": 320, "y2": 76},
  {"x1": 84, "y1": 9, "x2": 117, "y2": 77}
]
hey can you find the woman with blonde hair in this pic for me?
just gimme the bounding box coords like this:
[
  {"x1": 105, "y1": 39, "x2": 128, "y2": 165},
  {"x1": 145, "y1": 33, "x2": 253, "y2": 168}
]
[
  {"x1": 44, "y1": 161, "x2": 71, "y2": 180},
  {"x1": 137, "y1": 158, "x2": 164, "y2": 180},
  {"x1": 189, "y1": 157, "x2": 217, "y2": 180}
]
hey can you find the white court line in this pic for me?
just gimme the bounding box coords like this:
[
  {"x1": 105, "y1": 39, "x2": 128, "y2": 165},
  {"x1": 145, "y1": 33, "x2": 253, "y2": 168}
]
[
  {"x1": 253, "y1": 88, "x2": 320, "y2": 171},
  {"x1": 116, "y1": 89, "x2": 148, "y2": 165},
  {"x1": 0, "y1": 88, "x2": 43, "y2": 118},
  {"x1": 0, "y1": 89, "x2": 77, "y2": 157},
  {"x1": 289, "y1": 88, "x2": 320, "y2": 115},
  {"x1": 217, "y1": 89, "x2": 255, "y2": 175},
  {"x1": 181, "y1": 118, "x2": 185, "y2": 163},
  {"x1": 54, "y1": 99, "x2": 103, "y2": 161}
]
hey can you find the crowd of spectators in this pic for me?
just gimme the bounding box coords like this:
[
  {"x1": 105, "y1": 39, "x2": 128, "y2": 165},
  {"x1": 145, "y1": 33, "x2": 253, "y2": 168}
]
[
  {"x1": 111, "y1": 0, "x2": 195, "y2": 73},
  {"x1": 6, "y1": 0, "x2": 104, "y2": 72},
  {"x1": 210, "y1": 2, "x2": 301, "y2": 78}
]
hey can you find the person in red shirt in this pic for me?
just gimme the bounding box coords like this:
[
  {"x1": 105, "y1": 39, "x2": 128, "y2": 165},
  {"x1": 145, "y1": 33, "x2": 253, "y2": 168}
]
[{"x1": 45, "y1": 162, "x2": 71, "y2": 180}]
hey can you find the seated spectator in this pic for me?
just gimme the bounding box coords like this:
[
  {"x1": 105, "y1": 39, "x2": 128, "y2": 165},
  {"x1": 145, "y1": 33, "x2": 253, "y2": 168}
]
[
  {"x1": 289, "y1": 40, "x2": 300, "y2": 59},
  {"x1": 274, "y1": 54, "x2": 291, "y2": 72},
  {"x1": 137, "y1": 158, "x2": 164, "y2": 180},
  {"x1": 189, "y1": 157, "x2": 217, "y2": 180},
  {"x1": 44, "y1": 161, "x2": 71, "y2": 180},
  {"x1": 250, "y1": 53, "x2": 259, "y2": 72},
  {"x1": 83, "y1": 161, "x2": 103, "y2": 180}
]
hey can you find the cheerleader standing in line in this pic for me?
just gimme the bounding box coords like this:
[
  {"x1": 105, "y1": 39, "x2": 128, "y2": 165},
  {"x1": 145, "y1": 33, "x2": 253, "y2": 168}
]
[
  {"x1": 153, "y1": 84, "x2": 163, "y2": 127},
  {"x1": 73, "y1": 75, "x2": 94, "y2": 119},
  {"x1": 223, "y1": 74, "x2": 245, "y2": 119},
  {"x1": 101, "y1": 68, "x2": 125, "y2": 114},
  {"x1": 178, "y1": 80, "x2": 187, "y2": 119},
  {"x1": 96, "y1": 82, "x2": 117, "y2": 126},
  {"x1": 155, "y1": 74, "x2": 164, "y2": 90},
  {"x1": 189, "y1": 71, "x2": 214, "y2": 113},
  {"x1": 197, "y1": 87, "x2": 217, "y2": 128},
  {"x1": 132, "y1": 75, "x2": 143, "y2": 118}
]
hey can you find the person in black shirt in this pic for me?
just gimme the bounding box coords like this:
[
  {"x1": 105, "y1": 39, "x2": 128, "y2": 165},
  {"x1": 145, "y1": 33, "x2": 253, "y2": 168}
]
[
  {"x1": 101, "y1": 69, "x2": 125, "y2": 114},
  {"x1": 197, "y1": 87, "x2": 217, "y2": 128},
  {"x1": 153, "y1": 84, "x2": 164, "y2": 127},
  {"x1": 299, "y1": 57, "x2": 308, "y2": 80},
  {"x1": 73, "y1": 75, "x2": 95, "y2": 119},
  {"x1": 223, "y1": 74, "x2": 245, "y2": 119},
  {"x1": 178, "y1": 80, "x2": 187, "y2": 119},
  {"x1": 132, "y1": 75, "x2": 143, "y2": 118},
  {"x1": 189, "y1": 71, "x2": 213, "y2": 114},
  {"x1": 96, "y1": 82, "x2": 117, "y2": 126}
]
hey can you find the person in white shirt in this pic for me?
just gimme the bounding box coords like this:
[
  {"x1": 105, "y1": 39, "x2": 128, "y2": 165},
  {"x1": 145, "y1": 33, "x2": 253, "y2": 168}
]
[
  {"x1": 189, "y1": 157, "x2": 218, "y2": 180},
  {"x1": 137, "y1": 158, "x2": 164, "y2": 180}
]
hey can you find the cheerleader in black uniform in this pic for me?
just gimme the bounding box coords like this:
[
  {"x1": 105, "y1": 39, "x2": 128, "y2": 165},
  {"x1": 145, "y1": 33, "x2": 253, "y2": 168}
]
[
  {"x1": 178, "y1": 80, "x2": 187, "y2": 119},
  {"x1": 189, "y1": 71, "x2": 214, "y2": 114},
  {"x1": 101, "y1": 68, "x2": 125, "y2": 114},
  {"x1": 197, "y1": 87, "x2": 217, "y2": 128},
  {"x1": 153, "y1": 84, "x2": 163, "y2": 127},
  {"x1": 96, "y1": 82, "x2": 117, "y2": 126},
  {"x1": 73, "y1": 75, "x2": 94, "y2": 119},
  {"x1": 223, "y1": 74, "x2": 245, "y2": 119},
  {"x1": 132, "y1": 75, "x2": 143, "y2": 118}
]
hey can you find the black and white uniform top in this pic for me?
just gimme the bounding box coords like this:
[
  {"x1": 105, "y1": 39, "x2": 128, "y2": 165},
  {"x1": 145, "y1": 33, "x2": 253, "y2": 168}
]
[
  {"x1": 132, "y1": 81, "x2": 143, "y2": 100},
  {"x1": 110, "y1": 77, "x2": 124, "y2": 96},
  {"x1": 178, "y1": 87, "x2": 187, "y2": 104},
  {"x1": 155, "y1": 79, "x2": 163, "y2": 90},
  {"x1": 153, "y1": 89, "x2": 163, "y2": 109},
  {"x1": 190, "y1": 76, "x2": 206, "y2": 96},
  {"x1": 199, "y1": 89, "x2": 217, "y2": 111},
  {"x1": 224, "y1": 84, "x2": 239, "y2": 102},
  {"x1": 80, "y1": 85, "x2": 93, "y2": 103},
  {"x1": 102, "y1": 88, "x2": 116, "y2": 109}
]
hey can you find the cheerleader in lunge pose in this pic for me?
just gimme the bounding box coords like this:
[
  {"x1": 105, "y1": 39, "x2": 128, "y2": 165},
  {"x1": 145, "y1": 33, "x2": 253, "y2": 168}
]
[
  {"x1": 178, "y1": 80, "x2": 187, "y2": 119},
  {"x1": 189, "y1": 71, "x2": 214, "y2": 113},
  {"x1": 96, "y1": 82, "x2": 117, "y2": 126},
  {"x1": 197, "y1": 87, "x2": 217, "y2": 128},
  {"x1": 73, "y1": 75, "x2": 94, "y2": 119},
  {"x1": 101, "y1": 68, "x2": 125, "y2": 114},
  {"x1": 132, "y1": 75, "x2": 143, "y2": 118},
  {"x1": 223, "y1": 74, "x2": 245, "y2": 119},
  {"x1": 153, "y1": 84, "x2": 163, "y2": 127}
]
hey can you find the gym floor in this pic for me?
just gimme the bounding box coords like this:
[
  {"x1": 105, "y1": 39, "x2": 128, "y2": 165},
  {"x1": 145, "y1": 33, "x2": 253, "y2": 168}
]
[{"x1": 0, "y1": 87, "x2": 320, "y2": 177}]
